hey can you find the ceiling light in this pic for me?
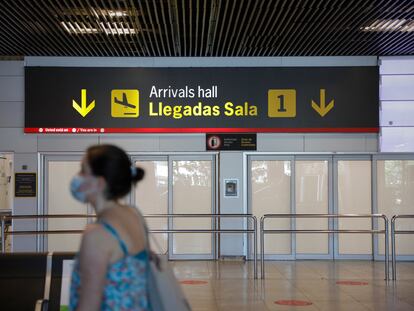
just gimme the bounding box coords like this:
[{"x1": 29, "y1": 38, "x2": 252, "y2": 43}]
[
  {"x1": 361, "y1": 19, "x2": 414, "y2": 32},
  {"x1": 61, "y1": 21, "x2": 136, "y2": 35},
  {"x1": 61, "y1": 22, "x2": 99, "y2": 34},
  {"x1": 107, "y1": 10, "x2": 129, "y2": 17}
]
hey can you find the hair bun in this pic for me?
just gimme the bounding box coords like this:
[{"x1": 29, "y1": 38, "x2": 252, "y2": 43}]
[{"x1": 132, "y1": 167, "x2": 145, "y2": 183}]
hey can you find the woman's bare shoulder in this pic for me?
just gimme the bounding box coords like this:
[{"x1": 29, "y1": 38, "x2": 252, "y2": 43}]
[{"x1": 82, "y1": 223, "x2": 111, "y2": 245}]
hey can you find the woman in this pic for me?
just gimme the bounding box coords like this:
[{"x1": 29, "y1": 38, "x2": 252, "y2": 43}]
[{"x1": 69, "y1": 144, "x2": 149, "y2": 311}]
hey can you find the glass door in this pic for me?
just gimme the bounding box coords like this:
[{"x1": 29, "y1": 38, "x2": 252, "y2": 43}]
[
  {"x1": 248, "y1": 155, "x2": 333, "y2": 259},
  {"x1": 334, "y1": 156, "x2": 373, "y2": 259},
  {"x1": 42, "y1": 155, "x2": 92, "y2": 252},
  {"x1": 374, "y1": 156, "x2": 414, "y2": 261},
  {"x1": 249, "y1": 156, "x2": 294, "y2": 260},
  {"x1": 295, "y1": 156, "x2": 333, "y2": 259},
  {"x1": 132, "y1": 154, "x2": 217, "y2": 260},
  {"x1": 170, "y1": 156, "x2": 216, "y2": 259},
  {"x1": 132, "y1": 157, "x2": 169, "y2": 254}
]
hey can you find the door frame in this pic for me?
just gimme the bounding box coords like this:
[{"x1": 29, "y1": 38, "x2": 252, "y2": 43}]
[
  {"x1": 294, "y1": 155, "x2": 334, "y2": 260},
  {"x1": 246, "y1": 153, "x2": 337, "y2": 260},
  {"x1": 246, "y1": 154, "x2": 295, "y2": 260},
  {"x1": 372, "y1": 153, "x2": 414, "y2": 261},
  {"x1": 39, "y1": 153, "x2": 89, "y2": 252},
  {"x1": 130, "y1": 152, "x2": 218, "y2": 260}
]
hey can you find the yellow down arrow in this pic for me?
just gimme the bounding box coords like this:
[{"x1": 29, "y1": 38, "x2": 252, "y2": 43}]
[
  {"x1": 72, "y1": 89, "x2": 95, "y2": 117},
  {"x1": 311, "y1": 89, "x2": 334, "y2": 117}
]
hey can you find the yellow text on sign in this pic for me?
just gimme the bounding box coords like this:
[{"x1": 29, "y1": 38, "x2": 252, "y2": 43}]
[
  {"x1": 268, "y1": 89, "x2": 296, "y2": 117},
  {"x1": 111, "y1": 90, "x2": 139, "y2": 118}
]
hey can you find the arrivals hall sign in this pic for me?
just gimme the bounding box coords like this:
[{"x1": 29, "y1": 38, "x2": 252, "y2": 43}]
[{"x1": 25, "y1": 67, "x2": 379, "y2": 134}]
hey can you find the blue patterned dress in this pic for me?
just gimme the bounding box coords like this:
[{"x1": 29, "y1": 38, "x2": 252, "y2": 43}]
[{"x1": 69, "y1": 221, "x2": 151, "y2": 311}]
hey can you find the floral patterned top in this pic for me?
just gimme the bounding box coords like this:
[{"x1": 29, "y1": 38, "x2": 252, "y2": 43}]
[{"x1": 69, "y1": 221, "x2": 150, "y2": 311}]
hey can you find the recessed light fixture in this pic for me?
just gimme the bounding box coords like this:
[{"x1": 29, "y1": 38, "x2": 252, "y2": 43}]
[
  {"x1": 107, "y1": 10, "x2": 129, "y2": 17},
  {"x1": 61, "y1": 21, "x2": 136, "y2": 35},
  {"x1": 361, "y1": 19, "x2": 414, "y2": 32}
]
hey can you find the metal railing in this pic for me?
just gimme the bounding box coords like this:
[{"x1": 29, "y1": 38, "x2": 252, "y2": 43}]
[
  {"x1": 260, "y1": 214, "x2": 389, "y2": 280},
  {"x1": 0, "y1": 214, "x2": 97, "y2": 254},
  {"x1": 391, "y1": 215, "x2": 414, "y2": 280},
  {"x1": 144, "y1": 214, "x2": 258, "y2": 279},
  {"x1": 0, "y1": 213, "x2": 258, "y2": 279}
]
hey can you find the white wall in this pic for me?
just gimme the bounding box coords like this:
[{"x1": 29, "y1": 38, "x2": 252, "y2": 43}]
[
  {"x1": 0, "y1": 57, "x2": 379, "y2": 253},
  {"x1": 380, "y1": 57, "x2": 414, "y2": 152}
]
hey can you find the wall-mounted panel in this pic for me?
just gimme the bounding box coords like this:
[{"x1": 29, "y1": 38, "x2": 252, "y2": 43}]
[
  {"x1": 380, "y1": 75, "x2": 414, "y2": 101},
  {"x1": 38, "y1": 135, "x2": 99, "y2": 152},
  {"x1": 0, "y1": 77, "x2": 24, "y2": 102},
  {"x1": 304, "y1": 134, "x2": 367, "y2": 152},
  {"x1": 381, "y1": 101, "x2": 414, "y2": 127},
  {"x1": 159, "y1": 135, "x2": 204, "y2": 151},
  {"x1": 100, "y1": 135, "x2": 160, "y2": 152},
  {"x1": 380, "y1": 127, "x2": 414, "y2": 152},
  {"x1": 380, "y1": 57, "x2": 414, "y2": 75},
  {"x1": 0, "y1": 128, "x2": 37, "y2": 153},
  {"x1": 0, "y1": 101, "x2": 24, "y2": 127},
  {"x1": 380, "y1": 57, "x2": 414, "y2": 152},
  {"x1": 0, "y1": 61, "x2": 24, "y2": 76},
  {"x1": 220, "y1": 152, "x2": 244, "y2": 256},
  {"x1": 258, "y1": 134, "x2": 304, "y2": 152}
]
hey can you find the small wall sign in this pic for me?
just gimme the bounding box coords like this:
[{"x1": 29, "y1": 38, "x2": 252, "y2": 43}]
[
  {"x1": 206, "y1": 134, "x2": 257, "y2": 151},
  {"x1": 15, "y1": 173, "x2": 37, "y2": 197}
]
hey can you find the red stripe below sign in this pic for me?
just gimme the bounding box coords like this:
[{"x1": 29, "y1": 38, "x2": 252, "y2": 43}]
[{"x1": 25, "y1": 127, "x2": 379, "y2": 134}]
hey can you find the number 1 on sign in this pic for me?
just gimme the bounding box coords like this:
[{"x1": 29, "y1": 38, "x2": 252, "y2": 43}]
[
  {"x1": 267, "y1": 89, "x2": 296, "y2": 118},
  {"x1": 277, "y1": 95, "x2": 287, "y2": 112}
]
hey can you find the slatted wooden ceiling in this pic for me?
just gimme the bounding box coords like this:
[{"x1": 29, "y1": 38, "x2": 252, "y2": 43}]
[{"x1": 0, "y1": 0, "x2": 413, "y2": 57}]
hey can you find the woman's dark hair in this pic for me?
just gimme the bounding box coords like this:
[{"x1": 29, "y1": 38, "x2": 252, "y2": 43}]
[{"x1": 86, "y1": 144, "x2": 144, "y2": 200}]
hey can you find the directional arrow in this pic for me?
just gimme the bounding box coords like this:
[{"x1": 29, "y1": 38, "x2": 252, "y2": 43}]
[
  {"x1": 311, "y1": 89, "x2": 334, "y2": 117},
  {"x1": 72, "y1": 89, "x2": 95, "y2": 117}
]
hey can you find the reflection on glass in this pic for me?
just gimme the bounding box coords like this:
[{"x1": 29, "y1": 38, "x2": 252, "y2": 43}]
[
  {"x1": 378, "y1": 160, "x2": 414, "y2": 255},
  {"x1": 173, "y1": 160, "x2": 211, "y2": 187},
  {"x1": 251, "y1": 161, "x2": 291, "y2": 184},
  {"x1": 172, "y1": 160, "x2": 212, "y2": 255},
  {"x1": 251, "y1": 160, "x2": 291, "y2": 255}
]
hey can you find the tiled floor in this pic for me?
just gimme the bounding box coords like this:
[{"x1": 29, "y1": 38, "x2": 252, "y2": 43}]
[{"x1": 172, "y1": 260, "x2": 414, "y2": 311}]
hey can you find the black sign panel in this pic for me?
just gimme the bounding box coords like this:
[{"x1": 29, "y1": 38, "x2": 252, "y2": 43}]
[
  {"x1": 15, "y1": 173, "x2": 37, "y2": 197},
  {"x1": 206, "y1": 134, "x2": 257, "y2": 150},
  {"x1": 25, "y1": 67, "x2": 379, "y2": 133}
]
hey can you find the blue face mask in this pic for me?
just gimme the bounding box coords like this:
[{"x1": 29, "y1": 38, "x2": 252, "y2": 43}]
[{"x1": 70, "y1": 175, "x2": 88, "y2": 203}]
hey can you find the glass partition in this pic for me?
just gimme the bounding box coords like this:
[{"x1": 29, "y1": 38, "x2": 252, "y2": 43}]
[
  {"x1": 46, "y1": 159, "x2": 87, "y2": 252},
  {"x1": 134, "y1": 160, "x2": 168, "y2": 254},
  {"x1": 251, "y1": 159, "x2": 292, "y2": 257},
  {"x1": 295, "y1": 160, "x2": 329, "y2": 255},
  {"x1": 172, "y1": 160, "x2": 213, "y2": 256},
  {"x1": 377, "y1": 160, "x2": 414, "y2": 257},
  {"x1": 337, "y1": 160, "x2": 372, "y2": 256}
]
